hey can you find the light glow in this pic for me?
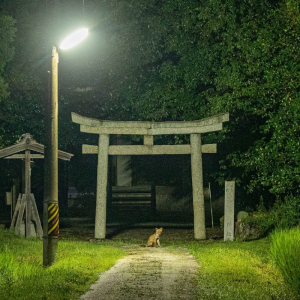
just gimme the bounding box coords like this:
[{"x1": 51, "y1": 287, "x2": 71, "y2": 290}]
[{"x1": 60, "y1": 28, "x2": 88, "y2": 50}]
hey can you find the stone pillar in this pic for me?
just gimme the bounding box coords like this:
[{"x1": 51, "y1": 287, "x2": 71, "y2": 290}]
[
  {"x1": 95, "y1": 134, "x2": 109, "y2": 239},
  {"x1": 190, "y1": 133, "x2": 206, "y2": 240},
  {"x1": 224, "y1": 181, "x2": 235, "y2": 241}
]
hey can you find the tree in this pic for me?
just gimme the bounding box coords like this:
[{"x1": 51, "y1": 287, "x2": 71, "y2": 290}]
[
  {"x1": 195, "y1": 0, "x2": 300, "y2": 200},
  {"x1": 0, "y1": 13, "x2": 16, "y2": 145}
]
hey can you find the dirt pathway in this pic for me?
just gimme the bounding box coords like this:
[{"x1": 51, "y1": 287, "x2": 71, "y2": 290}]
[{"x1": 80, "y1": 245, "x2": 199, "y2": 300}]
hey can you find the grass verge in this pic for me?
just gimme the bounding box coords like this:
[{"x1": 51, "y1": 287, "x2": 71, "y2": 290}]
[
  {"x1": 186, "y1": 238, "x2": 296, "y2": 300},
  {"x1": 0, "y1": 229, "x2": 125, "y2": 300},
  {"x1": 271, "y1": 227, "x2": 300, "y2": 297}
]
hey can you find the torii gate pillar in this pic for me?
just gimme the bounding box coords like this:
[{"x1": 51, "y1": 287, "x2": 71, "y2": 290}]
[
  {"x1": 95, "y1": 134, "x2": 109, "y2": 239},
  {"x1": 191, "y1": 133, "x2": 206, "y2": 239}
]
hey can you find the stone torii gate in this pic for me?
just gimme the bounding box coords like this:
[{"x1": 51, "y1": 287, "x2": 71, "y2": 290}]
[{"x1": 72, "y1": 112, "x2": 229, "y2": 240}]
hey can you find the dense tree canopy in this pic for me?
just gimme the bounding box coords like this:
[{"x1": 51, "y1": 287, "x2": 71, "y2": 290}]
[
  {"x1": 0, "y1": 13, "x2": 16, "y2": 144},
  {"x1": 0, "y1": 0, "x2": 299, "y2": 208}
]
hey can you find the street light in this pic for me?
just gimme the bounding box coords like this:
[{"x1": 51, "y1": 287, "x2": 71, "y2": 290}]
[{"x1": 43, "y1": 28, "x2": 88, "y2": 267}]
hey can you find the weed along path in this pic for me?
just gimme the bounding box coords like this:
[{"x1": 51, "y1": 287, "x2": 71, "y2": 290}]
[{"x1": 80, "y1": 245, "x2": 199, "y2": 300}]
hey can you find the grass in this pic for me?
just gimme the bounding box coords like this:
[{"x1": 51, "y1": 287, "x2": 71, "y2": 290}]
[
  {"x1": 271, "y1": 228, "x2": 300, "y2": 297},
  {"x1": 186, "y1": 238, "x2": 296, "y2": 300},
  {"x1": 0, "y1": 229, "x2": 126, "y2": 300},
  {"x1": 0, "y1": 226, "x2": 298, "y2": 300}
]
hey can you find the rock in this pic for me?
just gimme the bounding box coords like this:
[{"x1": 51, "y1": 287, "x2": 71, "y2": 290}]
[
  {"x1": 237, "y1": 211, "x2": 249, "y2": 222},
  {"x1": 235, "y1": 220, "x2": 260, "y2": 241}
]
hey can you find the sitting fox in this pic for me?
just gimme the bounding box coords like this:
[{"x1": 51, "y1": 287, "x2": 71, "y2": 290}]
[{"x1": 141, "y1": 227, "x2": 163, "y2": 247}]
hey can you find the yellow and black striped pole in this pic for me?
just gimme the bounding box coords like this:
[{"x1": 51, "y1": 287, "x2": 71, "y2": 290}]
[{"x1": 48, "y1": 203, "x2": 59, "y2": 236}]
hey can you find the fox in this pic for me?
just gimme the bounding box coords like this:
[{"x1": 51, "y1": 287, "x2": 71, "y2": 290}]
[{"x1": 141, "y1": 227, "x2": 163, "y2": 247}]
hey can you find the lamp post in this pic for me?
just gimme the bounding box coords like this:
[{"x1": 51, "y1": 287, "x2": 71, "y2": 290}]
[{"x1": 43, "y1": 28, "x2": 88, "y2": 267}]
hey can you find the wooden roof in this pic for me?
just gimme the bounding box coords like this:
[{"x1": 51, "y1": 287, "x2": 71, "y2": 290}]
[{"x1": 0, "y1": 133, "x2": 73, "y2": 161}]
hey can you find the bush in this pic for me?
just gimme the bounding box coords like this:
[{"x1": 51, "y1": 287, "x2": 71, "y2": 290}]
[
  {"x1": 271, "y1": 228, "x2": 300, "y2": 297},
  {"x1": 247, "y1": 195, "x2": 300, "y2": 237}
]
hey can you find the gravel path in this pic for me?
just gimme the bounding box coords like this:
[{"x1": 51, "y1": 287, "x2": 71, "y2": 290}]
[{"x1": 80, "y1": 245, "x2": 199, "y2": 300}]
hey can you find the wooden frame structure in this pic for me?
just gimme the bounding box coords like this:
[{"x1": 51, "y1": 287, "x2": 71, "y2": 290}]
[
  {"x1": 0, "y1": 134, "x2": 73, "y2": 238},
  {"x1": 72, "y1": 112, "x2": 229, "y2": 240}
]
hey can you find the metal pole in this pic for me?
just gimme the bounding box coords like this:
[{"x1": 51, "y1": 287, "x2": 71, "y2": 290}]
[{"x1": 43, "y1": 46, "x2": 59, "y2": 267}]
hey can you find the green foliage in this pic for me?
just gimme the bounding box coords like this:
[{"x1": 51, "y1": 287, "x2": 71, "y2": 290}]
[
  {"x1": 271, "y1": 228, "x2": 300, "y2": 297},
  {"x1": 0, "y1": 14, "x2": 16, "y2": 105},
  {"x1": 197, "y1": 0, "x2": 300, "y2": 197},
  {"x1": 0, "y1": 229, "x2": 125, "y2": 300},
  {"x1": 246, "y1": 195, "x2": 300, "y2": 236}
]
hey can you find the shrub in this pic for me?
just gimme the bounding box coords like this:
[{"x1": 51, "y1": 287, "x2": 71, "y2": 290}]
[
  {"x1": 271, "y1": 228, "x2": 300, "y2": 297},
  {"x1": 246, "y1": 195, "x2": 300, "y2": 237}
]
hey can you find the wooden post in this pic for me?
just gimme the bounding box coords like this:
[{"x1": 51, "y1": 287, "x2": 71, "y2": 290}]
[
  {"x1": 25, "y1": 150, "x2": 31, "y2": 238},
  {"x1": 95, "y1": 134, "x2": 109, "y2": 239},
  {"x1": 30, "y1": 194, "x2": 43, "y2": 239},
  {"x1": 12, "y1": 184, "x2": 17, "y2": 216},
  {"x1": 10, "y1": 194, "x2": 21, "y2": 229},
  {"x1": 190, "y1": 133, "x2": 206, "y2": 240},
  {"x1": 15, "y1": 194, "x2": 26, "y2": 235}
]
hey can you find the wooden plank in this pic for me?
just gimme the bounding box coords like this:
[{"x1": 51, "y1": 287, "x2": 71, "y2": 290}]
[
  {"x1": 30, "y1": 194, "x2": 43, "y2": 239},
  {"x1": 0, "y1": 143, "x2": 26, "y2": 158},
  {"x1": 112, "y1": 185, "x2": 152, "y2": 192},
  {"x1": 25, "y1": 151, "x2": 31, "y2": 238},
  {"x1": 83, "y1": 144, "x2": 216, "y2": 155},
  {"x1": 5, "y1": 154, "x2": 45, "y2": 159},
  {"x1": 112, "y1": 193, "x2": 152, "y2": 199},
  {"x1": 15, "y1": 194, "x2": 26, "y2": 235},
  {"x1": 112, "y1": 201, "x2": 152, "y2": 205},
  {"x1": 10, "y1": 194, "x2": 22, "y2": 229}
]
